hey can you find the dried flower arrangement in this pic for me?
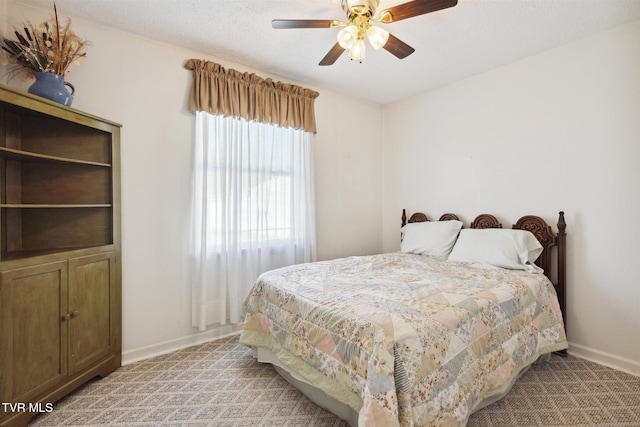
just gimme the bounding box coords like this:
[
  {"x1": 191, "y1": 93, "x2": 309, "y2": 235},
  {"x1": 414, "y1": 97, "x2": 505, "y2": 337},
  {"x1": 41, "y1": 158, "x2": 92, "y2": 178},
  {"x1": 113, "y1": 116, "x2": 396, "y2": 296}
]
[{"x1": 0, "y1": 3, "x2": 90, "y2": 78}]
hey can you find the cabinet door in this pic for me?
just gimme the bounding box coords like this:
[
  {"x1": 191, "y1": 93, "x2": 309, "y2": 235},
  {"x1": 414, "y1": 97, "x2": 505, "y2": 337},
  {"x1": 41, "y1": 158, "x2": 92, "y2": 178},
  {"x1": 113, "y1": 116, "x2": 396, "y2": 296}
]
[
  {"x1": 0, "y1": 261, "x2": 68, "y2": 406},
  {"x1": 67, "y1": 252, "x2": 116, "y2": 375}
]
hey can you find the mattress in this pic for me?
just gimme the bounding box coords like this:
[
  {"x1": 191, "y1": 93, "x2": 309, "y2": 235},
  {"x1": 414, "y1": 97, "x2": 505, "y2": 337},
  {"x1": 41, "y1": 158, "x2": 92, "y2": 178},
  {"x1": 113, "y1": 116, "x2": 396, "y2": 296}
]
[{"x1": 240, "y1": 252, "x2": 568, "y2": 426}]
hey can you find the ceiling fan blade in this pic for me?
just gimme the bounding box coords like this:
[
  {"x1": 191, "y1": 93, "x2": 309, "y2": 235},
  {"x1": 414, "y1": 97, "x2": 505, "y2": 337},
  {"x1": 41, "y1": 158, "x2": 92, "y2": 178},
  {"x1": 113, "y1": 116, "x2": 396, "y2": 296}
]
[
  {"x1": 272, "y1": 19, "x2": 337, "y2": 29},
  {"x1": 378, "y1": 0, "x2": 457, "y2": 24},
  {"x1": 319, "y1": 42, "x2": 345, "y2": 66},
  {"x1": 383, "y1": 34, "x2": 415, "y2": 59}
]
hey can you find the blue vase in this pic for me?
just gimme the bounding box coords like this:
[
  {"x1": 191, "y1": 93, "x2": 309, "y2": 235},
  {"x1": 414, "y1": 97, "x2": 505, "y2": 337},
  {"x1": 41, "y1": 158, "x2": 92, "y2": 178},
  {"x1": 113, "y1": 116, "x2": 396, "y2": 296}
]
[{"x1": 28, "y1": 72, "x2": 75, "y2": 106}]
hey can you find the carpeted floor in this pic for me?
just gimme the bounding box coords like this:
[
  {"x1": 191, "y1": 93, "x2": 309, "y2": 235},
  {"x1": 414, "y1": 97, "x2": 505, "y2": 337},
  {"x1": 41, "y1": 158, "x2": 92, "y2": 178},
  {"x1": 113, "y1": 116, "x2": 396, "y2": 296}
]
[{"x1": 29, "y1": 334, "x2": 640, "y2": 426}]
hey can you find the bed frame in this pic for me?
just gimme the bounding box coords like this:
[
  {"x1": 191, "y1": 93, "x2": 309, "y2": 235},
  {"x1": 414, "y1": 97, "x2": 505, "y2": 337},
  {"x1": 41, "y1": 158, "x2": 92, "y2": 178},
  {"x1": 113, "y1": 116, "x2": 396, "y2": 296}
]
[{"x1": 402, "y1": 209, "x2": 567, "y2": 355}]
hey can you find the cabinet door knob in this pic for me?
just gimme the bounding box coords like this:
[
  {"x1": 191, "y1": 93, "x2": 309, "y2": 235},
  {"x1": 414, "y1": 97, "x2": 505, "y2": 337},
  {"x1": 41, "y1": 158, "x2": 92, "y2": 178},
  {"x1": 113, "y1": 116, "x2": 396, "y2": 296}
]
[
  {"x1": 62, "y1": 313, "x2": 71, "y2": 321},
  {"x1": 71, "y1": 310, "x2": 79, "y2": 318}
]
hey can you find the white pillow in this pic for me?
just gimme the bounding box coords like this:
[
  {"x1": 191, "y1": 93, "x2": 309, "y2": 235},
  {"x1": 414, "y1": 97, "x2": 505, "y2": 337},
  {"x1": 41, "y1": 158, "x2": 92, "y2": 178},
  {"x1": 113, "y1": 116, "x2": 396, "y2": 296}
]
[
  {"x1": 447, "y1": 228, "x2": 544, "y2": 273},
  {"x1": 400, "y1": 220, "x2": 463, "y2": 260}
]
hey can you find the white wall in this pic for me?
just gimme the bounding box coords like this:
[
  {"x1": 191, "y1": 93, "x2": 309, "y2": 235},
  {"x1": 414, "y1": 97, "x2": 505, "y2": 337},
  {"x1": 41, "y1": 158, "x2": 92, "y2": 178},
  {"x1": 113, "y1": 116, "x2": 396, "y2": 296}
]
[
  {"x1": 1, "y1": 0, "x2": 384, "y2": 362},
  {"x1": 382, "y1": 20, "x2": 640, "y2": 375},
  {"x1": 315, "y1": 98, "x2": 384, "y2": 260}
]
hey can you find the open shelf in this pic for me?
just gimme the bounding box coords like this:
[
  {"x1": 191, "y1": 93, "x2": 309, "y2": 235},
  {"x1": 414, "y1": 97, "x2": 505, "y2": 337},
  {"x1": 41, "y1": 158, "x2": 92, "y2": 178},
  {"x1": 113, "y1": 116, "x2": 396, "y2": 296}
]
[
  {"x1": 1, "y1": 84, "x2": 120, "y2": 262},
  {"x1": 0, "y1": 147, "x2": 111, "y2": 167},
  {"x1": 2, "y1": 206, "x2": 113, "y2": 257},
  {"x1": 1, "y1": 204, "x2": 112, "y2": 208}
]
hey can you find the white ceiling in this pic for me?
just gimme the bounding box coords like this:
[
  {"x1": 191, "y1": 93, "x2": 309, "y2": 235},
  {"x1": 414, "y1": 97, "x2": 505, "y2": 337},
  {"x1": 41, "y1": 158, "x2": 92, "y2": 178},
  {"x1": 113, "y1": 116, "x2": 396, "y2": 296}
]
[{"x1": 14, "y1": 0, "x2": 640, "y2": 104}]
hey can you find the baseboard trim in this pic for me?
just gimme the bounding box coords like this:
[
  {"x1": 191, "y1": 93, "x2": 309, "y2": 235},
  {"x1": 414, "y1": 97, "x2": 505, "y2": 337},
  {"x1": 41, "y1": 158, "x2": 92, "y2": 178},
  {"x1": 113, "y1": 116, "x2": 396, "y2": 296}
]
[
  {"x1": 122, "y1": 324, "x2": 244, "y2": 365},
  {"x1": 122, "y1": 334, "x2": 640, "y2": 377},
  {"x1": 568, "y1": 341, "x2": 640, "y2": 377}
]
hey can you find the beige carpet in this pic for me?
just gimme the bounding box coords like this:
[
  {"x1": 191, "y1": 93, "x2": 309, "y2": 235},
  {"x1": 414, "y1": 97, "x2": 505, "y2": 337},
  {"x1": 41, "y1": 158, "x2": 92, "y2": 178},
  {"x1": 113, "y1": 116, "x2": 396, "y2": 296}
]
[{"x1": 29, "y1": 334, "x2": 640, "y2": 426}]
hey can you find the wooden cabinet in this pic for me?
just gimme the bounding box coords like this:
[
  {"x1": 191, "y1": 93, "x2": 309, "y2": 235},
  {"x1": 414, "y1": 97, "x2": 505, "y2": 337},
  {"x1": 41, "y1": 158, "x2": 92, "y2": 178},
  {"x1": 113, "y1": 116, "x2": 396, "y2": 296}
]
[
  {"x1": 1, "y1": 261, "x2": 68, "y2": 408},
  {"x1": 67, "y1": 253, "x2": 118, "y2": 375},
  {"x1": 0, "y1": 84, "x2": 121, "y2": 427}
]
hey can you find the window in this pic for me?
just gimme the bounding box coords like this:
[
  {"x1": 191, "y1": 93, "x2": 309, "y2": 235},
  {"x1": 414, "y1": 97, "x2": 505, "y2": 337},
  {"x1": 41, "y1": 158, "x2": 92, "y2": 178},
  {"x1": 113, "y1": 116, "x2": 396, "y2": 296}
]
[
  {"x1": 207, "y1": 122, "x2": 295, "y2": 247},
  {"x1": 191, "y1": 112, "x2": 316, "y2": 330}
]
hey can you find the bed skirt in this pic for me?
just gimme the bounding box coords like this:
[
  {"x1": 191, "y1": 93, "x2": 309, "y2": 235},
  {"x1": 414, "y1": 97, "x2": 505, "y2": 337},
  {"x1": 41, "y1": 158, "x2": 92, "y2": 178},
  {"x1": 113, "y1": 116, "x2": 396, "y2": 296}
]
[{"x1": 251, "y1": 345, "x2": 550, "y2": 426}]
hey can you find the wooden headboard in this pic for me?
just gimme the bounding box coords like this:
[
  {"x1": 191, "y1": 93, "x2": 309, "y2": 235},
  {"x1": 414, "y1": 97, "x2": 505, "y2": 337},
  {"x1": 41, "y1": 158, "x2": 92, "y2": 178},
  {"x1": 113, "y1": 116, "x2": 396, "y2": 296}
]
[{"x1": 401, "y1": 209, "x2": 567, "y2": 338}]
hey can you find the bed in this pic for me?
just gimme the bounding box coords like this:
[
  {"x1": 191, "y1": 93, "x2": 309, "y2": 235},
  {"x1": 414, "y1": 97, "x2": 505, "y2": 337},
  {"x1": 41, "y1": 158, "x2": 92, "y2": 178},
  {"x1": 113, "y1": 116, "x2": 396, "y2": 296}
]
[{"x1": 240, "y1": 210, "x2": 568, "y2": 426}]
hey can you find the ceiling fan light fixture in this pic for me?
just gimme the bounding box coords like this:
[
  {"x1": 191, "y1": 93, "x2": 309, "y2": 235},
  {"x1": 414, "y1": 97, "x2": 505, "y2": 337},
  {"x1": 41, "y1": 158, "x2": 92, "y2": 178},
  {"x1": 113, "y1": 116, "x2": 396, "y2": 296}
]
[
  {"x1": 337, "y1": 24, "x2": 358, "y2": 49},
  {"x1": 273, "y1": 0, "x2": 459, "y2": 66},
  {"x1": 349, "y1": 38, "x2": 366, "y2": 63},
  {"x1": 366, "y1": 25, "x2": 389, "y2": 50},
  {"x1": 343, "y1": 0, "x2": 379, "y2": 16}
]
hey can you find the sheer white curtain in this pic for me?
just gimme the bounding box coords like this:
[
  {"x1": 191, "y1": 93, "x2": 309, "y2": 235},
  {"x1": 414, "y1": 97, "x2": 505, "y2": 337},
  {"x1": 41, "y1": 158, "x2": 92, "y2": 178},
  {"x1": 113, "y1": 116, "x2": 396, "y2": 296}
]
[{"x1": 191, "y1": 111, "x2": 316, "y2": 331}]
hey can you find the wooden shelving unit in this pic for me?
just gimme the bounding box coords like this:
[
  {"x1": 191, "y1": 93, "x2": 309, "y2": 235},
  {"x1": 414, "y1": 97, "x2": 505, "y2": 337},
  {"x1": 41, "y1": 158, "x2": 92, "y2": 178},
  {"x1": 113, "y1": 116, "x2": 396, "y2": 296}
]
[{"x1": 0, "y1": 84, "x2": 122, "y2": 427}]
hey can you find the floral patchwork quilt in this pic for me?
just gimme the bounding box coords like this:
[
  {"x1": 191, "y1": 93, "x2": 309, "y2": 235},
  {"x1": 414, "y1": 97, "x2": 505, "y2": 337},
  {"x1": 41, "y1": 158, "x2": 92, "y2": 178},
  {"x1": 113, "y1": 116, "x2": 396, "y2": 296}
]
[{"x1": 240, "y1": 252, "x2": 567, "y2": 426}]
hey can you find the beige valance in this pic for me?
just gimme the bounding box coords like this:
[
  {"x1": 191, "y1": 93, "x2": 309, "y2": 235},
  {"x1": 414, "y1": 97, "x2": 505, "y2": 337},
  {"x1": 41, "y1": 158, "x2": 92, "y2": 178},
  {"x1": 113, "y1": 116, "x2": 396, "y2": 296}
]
[{"x1": 185, "y1": 59, "x2": 319, "y2": 133}]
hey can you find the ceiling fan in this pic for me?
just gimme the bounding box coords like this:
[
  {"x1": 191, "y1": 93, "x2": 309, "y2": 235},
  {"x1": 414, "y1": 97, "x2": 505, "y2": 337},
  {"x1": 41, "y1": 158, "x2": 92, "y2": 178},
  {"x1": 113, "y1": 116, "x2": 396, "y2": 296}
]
[{"x1": 272, "y1": 0, "x2": 458, "y2": 65}]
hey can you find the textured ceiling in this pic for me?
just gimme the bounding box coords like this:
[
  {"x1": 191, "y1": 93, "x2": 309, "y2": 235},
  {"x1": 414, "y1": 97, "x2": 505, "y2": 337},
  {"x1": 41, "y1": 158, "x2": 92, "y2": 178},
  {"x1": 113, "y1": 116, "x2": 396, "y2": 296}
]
[{"x1": 12, "y1": 0, "x2": 640, "y2": 104}]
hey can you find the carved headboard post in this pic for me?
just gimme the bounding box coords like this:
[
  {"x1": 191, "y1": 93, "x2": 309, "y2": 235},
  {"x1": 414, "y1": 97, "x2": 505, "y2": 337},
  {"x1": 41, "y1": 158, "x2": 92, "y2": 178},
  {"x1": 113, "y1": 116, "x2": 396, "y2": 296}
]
[
  {"x1": 557, "y1": 211, "x2": 567, "y2": 329},
  {"x1": 402, "y1": 209, "x2": 407, "y2": 228}
]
